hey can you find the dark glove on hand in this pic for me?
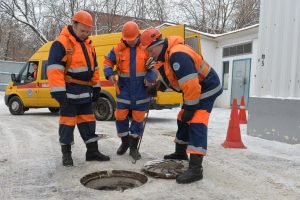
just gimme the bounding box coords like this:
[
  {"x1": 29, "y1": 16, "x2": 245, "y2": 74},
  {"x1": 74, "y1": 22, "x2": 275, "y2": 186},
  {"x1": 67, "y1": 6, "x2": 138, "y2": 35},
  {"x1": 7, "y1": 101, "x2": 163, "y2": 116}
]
[
  {"x1": 181, "y1": 109, "x2": 195, "y2": 122},
  {"x1": 92, "y1": 87, "x2": 100, "y2": 102},
  {"x1": 55, "y1": 95, "x2": 67, "y2": 107},
  {"x1": 147, "y1": 85, "x2": 157, "y2": 97}
]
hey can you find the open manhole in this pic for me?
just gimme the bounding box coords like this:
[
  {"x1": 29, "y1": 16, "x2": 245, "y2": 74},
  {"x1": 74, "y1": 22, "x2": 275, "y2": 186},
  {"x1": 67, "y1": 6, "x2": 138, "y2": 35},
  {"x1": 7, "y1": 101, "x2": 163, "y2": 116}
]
[
  {"x1": 80, "y1": 170, "x2": 148, "y2": 191},
  {"x1": 142, "y1": 159, "x2": 188, "y2": 179}
]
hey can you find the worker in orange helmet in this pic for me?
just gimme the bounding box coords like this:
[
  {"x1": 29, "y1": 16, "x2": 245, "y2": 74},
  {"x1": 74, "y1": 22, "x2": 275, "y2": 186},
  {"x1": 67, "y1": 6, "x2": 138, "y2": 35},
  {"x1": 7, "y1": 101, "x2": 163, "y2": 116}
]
[
  {"x1": 103, "y1": 21, "x2": 157, "y2": 160},
  {"x1": 47, "y1": 10, "x2": 110, "y2": 167},
  {"x1": 140, "y1": 28, "x2": 223, "y2": 184}
]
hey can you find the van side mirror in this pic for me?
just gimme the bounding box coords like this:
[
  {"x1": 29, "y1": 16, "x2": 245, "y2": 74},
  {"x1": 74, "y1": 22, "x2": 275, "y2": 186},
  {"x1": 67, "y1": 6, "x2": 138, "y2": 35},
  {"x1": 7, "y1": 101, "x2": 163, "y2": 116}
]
[{"x1": 11, "y1": 73, "x2": 16, "y2": 82}]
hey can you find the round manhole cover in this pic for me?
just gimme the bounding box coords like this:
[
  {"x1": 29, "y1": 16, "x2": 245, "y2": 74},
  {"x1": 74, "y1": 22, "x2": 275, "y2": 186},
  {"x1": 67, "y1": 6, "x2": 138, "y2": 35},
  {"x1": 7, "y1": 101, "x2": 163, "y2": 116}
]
[
  {"x1": 142, "y1": 159, "x2": 189, "y2": 179},
  {"x1": 80, "y1": 170, "x2": 148, "y2": 191}
]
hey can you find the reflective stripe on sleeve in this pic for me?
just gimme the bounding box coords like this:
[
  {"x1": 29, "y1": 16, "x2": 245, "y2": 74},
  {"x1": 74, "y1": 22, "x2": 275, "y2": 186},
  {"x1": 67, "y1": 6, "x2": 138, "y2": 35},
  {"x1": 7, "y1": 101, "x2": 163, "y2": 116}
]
[
  {"x1": 47, "y1": 64, "x2": 65, "y2": 71},
  {"x1": 136, "y1": 72, "x2": 147, "y2": 77},
  {"x1": 184, "y1": 98, "x2": 200, "y2": 106},
  {"x1": 118, "y1": 72, "x2": 130, "y2": 78},
  {"x1": 178, "y1": 73, "x2": 198, "y2": 85},
  {"x1": 50, "y1": 86, "x2": 66, "y2": 92}
]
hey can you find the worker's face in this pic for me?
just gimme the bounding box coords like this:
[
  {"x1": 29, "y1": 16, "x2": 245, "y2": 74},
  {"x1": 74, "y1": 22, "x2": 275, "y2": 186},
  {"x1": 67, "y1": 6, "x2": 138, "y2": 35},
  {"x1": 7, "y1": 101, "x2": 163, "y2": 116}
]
[
  {"x1": 125, "y1": 37, "x2": 139, "y2": 47},
  {"x1": 146, "y1": 44, "x2": 163, "y2": 61},
  {"x1": 73, "y1": 23, "x2": 92, "y2": 41},
  {"x1": 33, "y1": 64, "x2": 38, "y2": 70}
]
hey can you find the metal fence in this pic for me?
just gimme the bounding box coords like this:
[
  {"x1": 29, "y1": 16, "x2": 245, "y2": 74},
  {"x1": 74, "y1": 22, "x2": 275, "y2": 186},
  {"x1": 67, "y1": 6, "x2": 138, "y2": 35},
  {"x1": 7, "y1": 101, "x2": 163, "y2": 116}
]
[{"x1": 0, "y1": 60, "x2": 25, "y2": 91}]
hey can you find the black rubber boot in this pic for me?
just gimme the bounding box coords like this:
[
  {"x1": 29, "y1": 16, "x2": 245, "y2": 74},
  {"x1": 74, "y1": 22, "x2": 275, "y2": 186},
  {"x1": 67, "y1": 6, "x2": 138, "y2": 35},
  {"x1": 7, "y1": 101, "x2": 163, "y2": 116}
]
[
  {"x1": 129, "y1": 137, "x2": 141, "y2": 160},
  {"x1": 61, "y1": 144, "x2": 73, "y2": 167},
  {"x1": 86, "y1": 142, "x2": 110, "y2": 161},
  {"x1": 176, "y1": 154, "x2": 203, "y2": 184},
  {"x1": 164, "y1": 143, "x2": 188, "y2": 160},
  {"x1": 117, "y1": 135, "x2": 129, "y2": 155}
]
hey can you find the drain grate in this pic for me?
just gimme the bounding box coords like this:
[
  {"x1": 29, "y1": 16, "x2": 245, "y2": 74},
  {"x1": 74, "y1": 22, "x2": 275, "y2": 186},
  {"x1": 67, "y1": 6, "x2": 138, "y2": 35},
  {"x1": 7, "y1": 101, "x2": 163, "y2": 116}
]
[{"x1": 81, "y1": 170, "x2": 148, "y2": 191}]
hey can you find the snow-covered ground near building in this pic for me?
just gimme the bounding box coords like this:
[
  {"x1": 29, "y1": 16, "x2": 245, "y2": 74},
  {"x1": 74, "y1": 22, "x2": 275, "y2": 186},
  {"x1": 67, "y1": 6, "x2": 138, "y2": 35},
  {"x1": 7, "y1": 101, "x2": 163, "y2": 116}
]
[{"x1": 0, "y1": 92, "x2": 299, "y2": 200}]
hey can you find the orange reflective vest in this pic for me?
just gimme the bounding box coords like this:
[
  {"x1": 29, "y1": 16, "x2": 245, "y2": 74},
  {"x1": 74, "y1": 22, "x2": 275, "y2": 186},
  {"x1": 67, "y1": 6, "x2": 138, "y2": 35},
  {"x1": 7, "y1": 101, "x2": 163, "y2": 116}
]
[
  {"x1": 103, "y1": 40, "x2": 150, "y2": 107},
  {"x1": 47, "y1": 25, "x2": 100, "y2": 104},
  {"x1": 162, "y1": 36, "x2": 213, "y2": 105},
  {"x1": 104, "y1": 40, "x2": 148, "y2": 76}
]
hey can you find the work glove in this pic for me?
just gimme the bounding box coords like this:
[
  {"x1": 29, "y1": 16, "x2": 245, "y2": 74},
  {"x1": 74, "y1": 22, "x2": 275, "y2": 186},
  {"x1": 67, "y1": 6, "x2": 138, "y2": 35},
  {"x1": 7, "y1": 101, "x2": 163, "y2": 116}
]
[
  {"x1": 92, "y1": 87, "x2": 101, "y2": 102},
  {"x1": 145, "y1": 70, "x2": 158, "y2": 97},
  {"x1": 181, "y1": 109, "x2": 196, "y2": 123},
  {"x1": 145, "y1": 57, "x2": 156, "y2": 70},
  {"x1": 145, "y1": 70, "x2": 157, "y2": 85},
  {"x1": 55, "y1": 93, "x2": 68, "y2": 107},
  {"x1": 146, "y1": 85, "x2": 157, "y2": 97}
]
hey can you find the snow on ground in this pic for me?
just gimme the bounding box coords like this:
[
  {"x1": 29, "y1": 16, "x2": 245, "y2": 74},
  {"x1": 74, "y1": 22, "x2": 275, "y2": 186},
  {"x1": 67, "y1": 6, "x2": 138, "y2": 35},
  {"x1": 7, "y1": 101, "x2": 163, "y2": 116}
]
[{"x1": 0, "y1": 91, "x2": 299, "y2": 200}]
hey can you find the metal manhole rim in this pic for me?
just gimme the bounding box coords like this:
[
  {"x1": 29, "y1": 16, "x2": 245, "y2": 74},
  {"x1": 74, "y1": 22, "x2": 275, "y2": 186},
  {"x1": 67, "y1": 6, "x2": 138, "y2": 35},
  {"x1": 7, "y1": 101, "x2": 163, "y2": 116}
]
[{"x1": 80, "y1": 170, "x2": 148, "y2": 191}]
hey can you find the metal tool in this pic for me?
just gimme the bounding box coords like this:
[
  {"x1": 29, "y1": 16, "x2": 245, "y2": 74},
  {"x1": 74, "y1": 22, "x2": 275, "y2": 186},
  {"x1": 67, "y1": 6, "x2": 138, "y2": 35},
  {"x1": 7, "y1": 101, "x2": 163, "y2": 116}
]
[{"x1": 132, "y1": 98, "x2": 152, "y2": 164}]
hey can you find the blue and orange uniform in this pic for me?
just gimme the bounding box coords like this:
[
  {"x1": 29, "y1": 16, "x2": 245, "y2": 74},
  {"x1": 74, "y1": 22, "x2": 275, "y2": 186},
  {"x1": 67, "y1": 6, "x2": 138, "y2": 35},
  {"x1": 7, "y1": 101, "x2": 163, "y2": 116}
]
[
  {"x1": 141, "y1": 28, "x2": 221, "y2": 183},
  {"x1": 47, "y1": 25, "x2": 100, "y2": 146},
  {"x1": 103, "y1": 40, "x2": 152, "y2": 139},
  {"x1": 157, "y1": 36, "x2": 222, "y2": 156}
]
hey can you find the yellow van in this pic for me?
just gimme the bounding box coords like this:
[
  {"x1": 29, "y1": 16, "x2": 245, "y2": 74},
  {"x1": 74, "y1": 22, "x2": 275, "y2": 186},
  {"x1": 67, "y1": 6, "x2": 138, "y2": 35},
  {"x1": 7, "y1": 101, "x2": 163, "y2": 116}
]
[{"x1": 5, "y1": 24, "x2": 201, "y2": 120}]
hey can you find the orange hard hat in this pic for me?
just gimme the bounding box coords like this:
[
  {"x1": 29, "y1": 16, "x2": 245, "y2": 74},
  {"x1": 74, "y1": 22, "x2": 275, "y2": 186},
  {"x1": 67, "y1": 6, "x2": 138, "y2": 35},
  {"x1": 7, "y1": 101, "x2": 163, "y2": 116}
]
[
  {"x1": 140, "y1": 28, "x2": 162, "y2": 49},
  {"x1": 122, "y1": 21, "x2": 140, "y2": 41},
  {"x1": 72, "y1": 10, "x2": 93, "y2": 27}
]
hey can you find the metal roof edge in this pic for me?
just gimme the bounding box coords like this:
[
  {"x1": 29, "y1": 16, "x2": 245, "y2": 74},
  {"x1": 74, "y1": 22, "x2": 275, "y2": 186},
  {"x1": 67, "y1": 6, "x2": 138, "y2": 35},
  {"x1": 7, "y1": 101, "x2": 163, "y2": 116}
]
[{"x1": 157, "y1": 23, "x2": 259, "y2": 40}]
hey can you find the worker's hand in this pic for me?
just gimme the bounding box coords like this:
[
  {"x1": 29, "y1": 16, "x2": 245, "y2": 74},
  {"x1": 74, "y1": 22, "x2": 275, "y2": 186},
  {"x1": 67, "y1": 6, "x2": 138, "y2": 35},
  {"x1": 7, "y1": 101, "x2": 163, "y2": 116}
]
[
  {"x1": 146, "y1": 85, "x2": 157, "y2": 97},
  {"x1": 92, "y1": 87, "x2": 100, "y2": 102},
  {"x1": 144, "y1": 70, "x2": 157, "y2": 86},
  {"x1": 55, "y1": 94, "x2": 68, "y2": 107},
  {"x1": 108, "y1": 75, "x2": 116, "y2": 84},
  {"x1": 181, "y1": 109, "x2": 196, "y2": 123},
  {"x1": 145, "y1": 57, "x2": 156, "y2": 70}
]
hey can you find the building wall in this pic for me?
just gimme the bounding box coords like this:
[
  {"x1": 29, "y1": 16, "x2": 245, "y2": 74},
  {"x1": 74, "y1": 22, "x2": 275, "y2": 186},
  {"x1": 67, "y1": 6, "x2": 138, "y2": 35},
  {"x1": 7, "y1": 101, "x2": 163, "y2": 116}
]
[
  {"x1": 254, "y1": 0, "x2": 300, "y2": 98},
  {"x1": 248, "y1": 0, "x2": 300, "y2": 144},
  {"x1": 200, "y1": 32, "x2": 258, "y2": 108}
]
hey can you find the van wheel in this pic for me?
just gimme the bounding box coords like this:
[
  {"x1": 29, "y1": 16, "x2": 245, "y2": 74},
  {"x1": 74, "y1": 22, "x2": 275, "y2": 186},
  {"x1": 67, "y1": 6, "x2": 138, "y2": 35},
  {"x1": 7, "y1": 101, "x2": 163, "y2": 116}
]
[
  {"x1": 49, "y1": 107, "x2": 59, "y2": 113},
  {"x1": 8, "y1": 96, "x2": 25, "y2": 115},
  {"x1": 93, "y1": 97, "x2": 114, "y2": 121}
]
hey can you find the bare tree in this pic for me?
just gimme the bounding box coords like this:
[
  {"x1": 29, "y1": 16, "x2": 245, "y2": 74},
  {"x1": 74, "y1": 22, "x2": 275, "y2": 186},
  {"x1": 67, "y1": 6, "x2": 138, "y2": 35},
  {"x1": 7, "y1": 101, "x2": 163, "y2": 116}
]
[
  {"x1": 93, "y1": 0, "x2": 136, "y2": 34},
  {"x1": 234, "y1": 0, "x2": 260, "y2": 29},
  {"x1": 177, "y1": 0, "x2": 258, "y2": 33},
  {"x1": 132, "y1": 0, "x2": 146, "y2": 19},
  {"x1": 145, "y1": 0, "x2": 169, "y2": 23},
  {"x1": 0, "y1": 0, "x2": 260, "y2": 61},
  {"x1": 0, "y1": 0, "x2": 48, "y2": 43}
]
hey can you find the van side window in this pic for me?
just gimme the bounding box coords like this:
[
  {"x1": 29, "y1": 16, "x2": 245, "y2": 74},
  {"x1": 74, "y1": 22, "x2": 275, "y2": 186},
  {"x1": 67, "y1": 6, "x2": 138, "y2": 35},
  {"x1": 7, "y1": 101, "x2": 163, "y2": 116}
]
[
  {"x1": 41, "y1": 60, "x2": 48, "y2": 80},
  {"x1": 27, "y1": 62, "x2": 38, "y2": 81},
  {"x1": 17, "y1": 61, "x2": 39, "y2": 84}
]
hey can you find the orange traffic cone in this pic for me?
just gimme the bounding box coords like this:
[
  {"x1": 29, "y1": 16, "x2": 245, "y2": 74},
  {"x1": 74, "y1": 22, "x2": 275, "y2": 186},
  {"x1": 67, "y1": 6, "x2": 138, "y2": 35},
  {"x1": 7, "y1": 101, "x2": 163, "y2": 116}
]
[
  {"x1": 222, "y1": 99, "x2": 246, "y2": 148},
  {"x1": 239, "y1": 96, "x2": 247, "y2": 124}
]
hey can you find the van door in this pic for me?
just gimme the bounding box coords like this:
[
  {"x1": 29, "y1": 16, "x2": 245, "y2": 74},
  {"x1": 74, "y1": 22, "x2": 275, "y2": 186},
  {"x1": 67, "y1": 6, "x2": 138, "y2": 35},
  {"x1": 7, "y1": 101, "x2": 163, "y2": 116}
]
[
  {"x1": 37, "y1": 60, "x2": 59, "y2": 107},
  {"x1": 15, "y1": 61, "x2": 39, "y2": 106}
]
